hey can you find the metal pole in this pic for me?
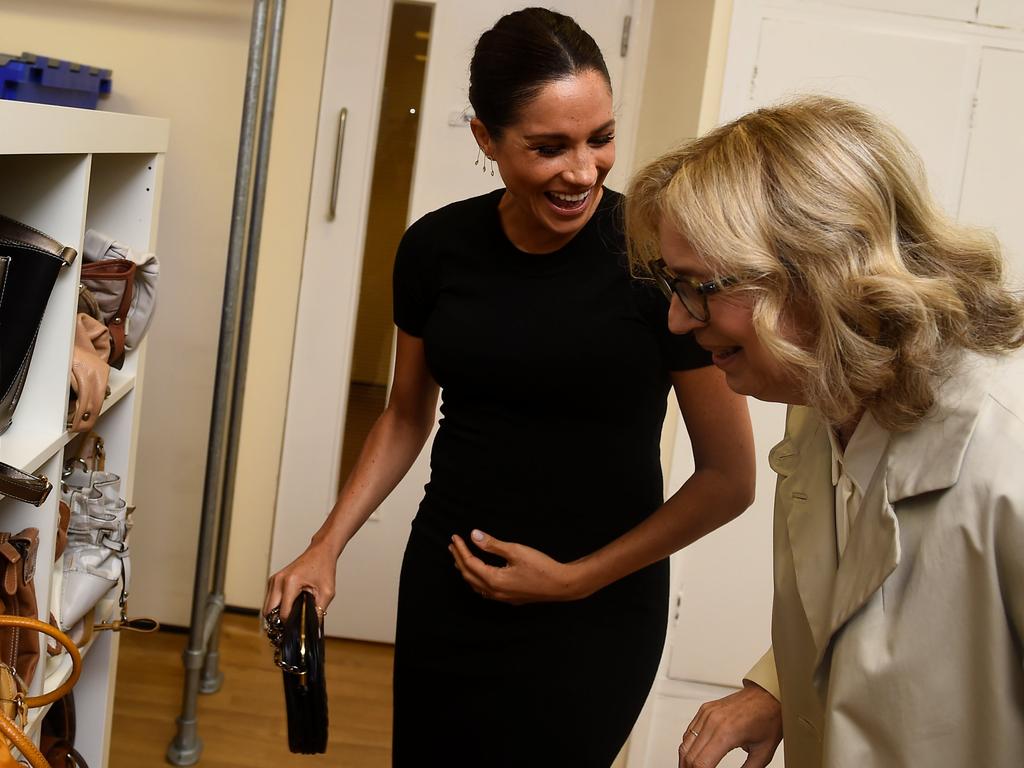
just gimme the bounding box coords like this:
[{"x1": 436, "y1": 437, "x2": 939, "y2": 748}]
[
  {"x1": 200, "y1": 0, "x2": 287, "y2": 693},
  {"x1": 166, "y1": 0, "x2": 269, "y2": 763}
]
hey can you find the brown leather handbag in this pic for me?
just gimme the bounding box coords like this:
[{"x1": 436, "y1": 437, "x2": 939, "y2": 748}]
[
  {"x1": 40, "y1": 691, "x2": 88, "y2": 768},
  {"x1": 0, "y1": 529, "x2": 40, "y2": 685}
]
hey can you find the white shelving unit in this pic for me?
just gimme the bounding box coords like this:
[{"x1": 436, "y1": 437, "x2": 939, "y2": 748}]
[{"x1": 0, "y1": 100, "x2": 168, "y2": 767}]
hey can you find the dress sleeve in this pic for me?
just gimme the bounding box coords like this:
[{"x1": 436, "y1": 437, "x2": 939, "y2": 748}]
[
  {"x1": 392, "y1": 215, "x2": 434, "y2": 337},
  {"x1": 662, "y1": 323, "x2": 713, "y2": 371},
  {"x1": 634, "y1": 280, "x2": 713, "y2": 371}
]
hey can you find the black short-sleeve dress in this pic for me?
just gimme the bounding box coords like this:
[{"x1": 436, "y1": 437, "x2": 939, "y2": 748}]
[{"x1": 391, "y1": 188, "x2": 709, "y2": 767}]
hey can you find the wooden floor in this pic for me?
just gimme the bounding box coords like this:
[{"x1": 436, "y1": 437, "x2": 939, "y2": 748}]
[{"x1": 110, "y1": 612, "x2": 393, "y2": 767}]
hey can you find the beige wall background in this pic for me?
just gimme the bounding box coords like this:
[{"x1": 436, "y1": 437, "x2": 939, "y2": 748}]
[{"x1": 0, "y1": 0, "x2": 329, "y2": 623}]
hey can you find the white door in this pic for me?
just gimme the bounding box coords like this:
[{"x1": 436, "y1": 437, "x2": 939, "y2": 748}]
[
  {"x1": 272, "y1": 0, "x2": 649, "y2": 642},
  {"x1": 269, "y1": 0, "x2": 393, "y2": 638}
]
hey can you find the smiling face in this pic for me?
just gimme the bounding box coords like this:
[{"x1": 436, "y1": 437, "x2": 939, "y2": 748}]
[
  {"x1": 658, "y1": 220, "x2": 806, "y2": 405},
  {"x1": 471, "y1": 69, "x2": 615, "y2": 253}
]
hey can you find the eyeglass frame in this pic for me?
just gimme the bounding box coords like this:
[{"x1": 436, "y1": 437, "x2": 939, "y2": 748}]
[{"x1": 648, "y1": 257, "x2": 739, "y2": 323}]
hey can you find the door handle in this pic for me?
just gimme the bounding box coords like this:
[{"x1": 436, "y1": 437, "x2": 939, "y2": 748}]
[{"x1": 329, "y1": 107, "x2": 348, "y2": 219}]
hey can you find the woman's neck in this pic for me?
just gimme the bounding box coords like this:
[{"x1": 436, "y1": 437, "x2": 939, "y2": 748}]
[{"x1": 497, "y1": 187, "x2": 603, "y2": 254}]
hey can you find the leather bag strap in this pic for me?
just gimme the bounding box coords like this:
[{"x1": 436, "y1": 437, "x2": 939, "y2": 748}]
[
  {"x1": 0, "y1": 462, "x2": 52, "y2": 506},
  {"x1": 80, "y1": 260, "x2": 134, "y2": 361},
  {"x1": 0, "y1": 708, "x2": 50, "y2": 767},
  {"x1": 0, "y1": 617, "x2": 80, "y2": 708},
  {"x1": 0, "y1": 214, "x2": 77, "y2": 266}
]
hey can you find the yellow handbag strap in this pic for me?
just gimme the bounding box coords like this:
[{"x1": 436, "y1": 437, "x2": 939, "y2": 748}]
[
  {"x1": 0, "y1": 616, "x2": 81, "y2": 707},
  {"x1": 0, "y1": 708, "x2": 49, "y2": 767}
]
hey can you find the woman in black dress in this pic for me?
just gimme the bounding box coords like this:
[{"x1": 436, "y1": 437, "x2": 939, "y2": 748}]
[{"x1": 265, "y1": 8, "x2": 755, "y2": 766}]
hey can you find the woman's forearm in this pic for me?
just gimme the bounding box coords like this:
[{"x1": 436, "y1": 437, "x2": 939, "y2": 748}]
[
  {"x1": 570, "y1": 465, "x2": 754, "y2": 597},
  {"x1": 310, "y1": 402, "x2": 435, "y2": 558}
]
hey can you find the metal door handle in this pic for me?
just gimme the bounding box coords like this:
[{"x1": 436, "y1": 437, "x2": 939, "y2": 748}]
[{"x1": 329, "y1": 107, "x2": 348, "y2": 219}]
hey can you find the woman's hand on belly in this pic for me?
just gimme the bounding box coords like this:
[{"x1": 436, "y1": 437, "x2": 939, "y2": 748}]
[{"x1": 448, "y1": 530, "x2": 590, "y2": 604}]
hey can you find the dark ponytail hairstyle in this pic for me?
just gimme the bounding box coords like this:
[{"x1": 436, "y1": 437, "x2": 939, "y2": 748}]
[{"x1": 469, "y1": 7, "x2": 611, "y2": 139}]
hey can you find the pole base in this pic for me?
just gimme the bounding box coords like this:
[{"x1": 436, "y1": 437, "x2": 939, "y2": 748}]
[
  {"x1": 166, "y1": 717, "x2": 203, "y2": 766},
  {"x1": 199, "y1": 670, "x2": 224, "y2": 694}
]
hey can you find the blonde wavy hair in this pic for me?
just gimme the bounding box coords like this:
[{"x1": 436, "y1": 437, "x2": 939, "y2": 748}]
[{"x1": 626, "y1": 95, "x2": 1024, "y2": 430}]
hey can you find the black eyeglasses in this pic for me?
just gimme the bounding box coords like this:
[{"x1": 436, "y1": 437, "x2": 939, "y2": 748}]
[{"x1": 648, "y1": 258, "x2": 738, "y2": 323}]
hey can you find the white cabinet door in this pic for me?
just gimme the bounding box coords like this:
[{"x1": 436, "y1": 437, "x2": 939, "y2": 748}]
[
  {"x1": 271, "y1": 0, "x2": 393, "y2": 641},
  {"x1": 959, "y1": 48, "x2": 1024, "y2": 287},
  {"x1": 665, "y1": 399, "x2": 782, "y2": 686},
  {"x1": 978, "y1": 0, "x2": 1024, "y2": 29},
  {"x1": 730, "y1": 14, "x2": 977, "y2": 213},
  {"x1": 818, "y1": 0, "x2": 976, "y2": 21}
]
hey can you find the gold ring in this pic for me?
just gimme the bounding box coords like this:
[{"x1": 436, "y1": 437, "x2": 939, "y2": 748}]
[{"x1": 688, "y1": 728, "x2": 700, "y2": 738}]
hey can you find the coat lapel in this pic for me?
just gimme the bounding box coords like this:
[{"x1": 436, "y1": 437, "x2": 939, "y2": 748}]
[
  {"x1": 817, "y1": 462, "x2": 899, "y2": 671},
  {"x1": 773, "y1": 407, "x2": 839, "y2": 664}
]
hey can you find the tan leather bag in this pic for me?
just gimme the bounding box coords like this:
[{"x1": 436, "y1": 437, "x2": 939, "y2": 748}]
[
  {"x1": 0, "y1": 617, "x2": 81, "y2": 768},
  {"x1": 0, "y1": 663, "x2": 43, "y2": 768},
  {"x1": 68, "y1": 314, "x2": 111, "y2": 434}
]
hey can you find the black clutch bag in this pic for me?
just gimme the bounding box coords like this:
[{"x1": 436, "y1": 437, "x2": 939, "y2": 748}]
[{"x1": 264, "y1": 591, "x2": 328, "y2": 754}]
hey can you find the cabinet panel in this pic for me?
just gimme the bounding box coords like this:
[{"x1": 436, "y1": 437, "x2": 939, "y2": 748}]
[
  {"x1": 978, "y1": 0, "x2": 1024, "y2": 30},
  {"x1": 666, "y1": 399, "x2": 783, "y2": 686},
  {"x1": 817, "y1": 0, "x2": 976, "y2": 21},
  {"x1": 748, "y1": 17, "x2": 976, "y2": 213},
  {"x1": 959, "y1": 48, "x2": 1024, "y2": 287}
]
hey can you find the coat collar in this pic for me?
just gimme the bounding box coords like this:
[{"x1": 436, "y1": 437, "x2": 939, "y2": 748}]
[{"x1": 770, "y1": 353, "x2": 997, "y2": 673}]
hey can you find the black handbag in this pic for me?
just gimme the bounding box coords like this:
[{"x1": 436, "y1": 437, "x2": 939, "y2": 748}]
[
  {"x1": 264, "y1": 590, "x2": 328, "y2": 754},
  {"x1": 0, "y1": 213, "x2": 77, "y2": 434}
]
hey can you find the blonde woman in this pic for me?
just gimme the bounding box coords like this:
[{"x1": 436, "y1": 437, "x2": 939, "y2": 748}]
[{"x1": 626, "y1": 95, "x2": 1024, "y2": 768}]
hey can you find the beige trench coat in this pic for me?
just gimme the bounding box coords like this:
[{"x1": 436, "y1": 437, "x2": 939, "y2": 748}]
[{"x1": 746, "y1": 351, "x2": 1024, "y2": 767}]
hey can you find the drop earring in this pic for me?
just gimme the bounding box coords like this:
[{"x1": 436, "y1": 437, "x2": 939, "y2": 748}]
[
  {"x1": 488, "y1": 156, "x2": 495, "y2": 177},
  {"x1": 475, "y1": 147, "x2": 482, "y2": 168}
]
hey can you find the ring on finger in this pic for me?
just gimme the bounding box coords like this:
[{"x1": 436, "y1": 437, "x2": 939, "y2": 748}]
[{"x1": 688, "y1": 728, "x2": 700, "y2": 738}]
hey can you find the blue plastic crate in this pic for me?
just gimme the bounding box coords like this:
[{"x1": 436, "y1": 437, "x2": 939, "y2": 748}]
[{"x1": 0, "y1": 52, "x2": 112, "y2": 109}]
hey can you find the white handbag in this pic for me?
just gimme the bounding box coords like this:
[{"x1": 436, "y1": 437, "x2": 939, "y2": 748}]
[
  {"x1": 58, "y1": 462, "x2": 131, "y2": 634},
  {"x1": 82, "y1": 228, "x2": 159, "y2": 351}
]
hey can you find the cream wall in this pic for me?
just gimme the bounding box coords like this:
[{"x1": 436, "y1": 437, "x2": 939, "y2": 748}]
[
  {"x1": 0, "y1": 0, "x2": 330, "y2": 624},
  {"x1": 633, "y1": 0, "x2": 734, "y2": 167}
]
